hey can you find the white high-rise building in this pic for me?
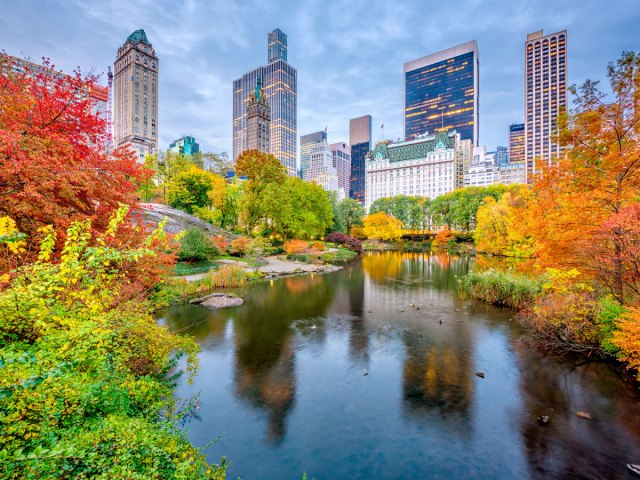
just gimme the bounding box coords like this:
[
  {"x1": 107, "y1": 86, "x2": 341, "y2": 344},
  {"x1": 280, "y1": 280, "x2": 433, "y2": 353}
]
[
  {"x1": 307, "y1": 141, "x2": 340, "y2": 196},
  {"x1": 465, "y1": 146, "x2": 498, "y2": 187},
  {"x1": 330, "y1": 142, "x2": 351, "y2": 199}
]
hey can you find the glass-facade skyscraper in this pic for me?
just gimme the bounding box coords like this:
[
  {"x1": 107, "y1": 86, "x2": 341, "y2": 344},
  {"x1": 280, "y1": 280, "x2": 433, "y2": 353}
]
[
  {"x1": 404, "y1": 41, "x2": 479, "y2": 146},
  {"x1": 268, "y1": 29, "x2": 287, "y2": 63},
  {"x1": 233, "y1": 29, "x2": 297, "y2": 176},
  {"x1": 509, "y1": 123, "x2": 525, "y2": 165},
  {"x1": 349, "y1": 115, "x2": 372, "y2": 203}
]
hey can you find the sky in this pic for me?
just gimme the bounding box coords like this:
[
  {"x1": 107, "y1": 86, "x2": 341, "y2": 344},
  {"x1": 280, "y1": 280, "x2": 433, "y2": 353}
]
[{"x1": 2, "y1": 0, "x2": 639, "y2": 159}]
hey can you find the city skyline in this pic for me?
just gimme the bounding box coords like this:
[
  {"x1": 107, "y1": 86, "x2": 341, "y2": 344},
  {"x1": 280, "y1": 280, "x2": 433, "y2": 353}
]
[{"x1": 2, "y1": 0, "x2": 638, "y2": 158}]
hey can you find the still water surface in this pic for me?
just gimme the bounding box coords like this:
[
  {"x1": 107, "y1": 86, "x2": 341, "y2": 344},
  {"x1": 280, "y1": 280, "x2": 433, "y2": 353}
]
[{"x1": 162, "y1": 252, "x2": 640, "y2": 479}]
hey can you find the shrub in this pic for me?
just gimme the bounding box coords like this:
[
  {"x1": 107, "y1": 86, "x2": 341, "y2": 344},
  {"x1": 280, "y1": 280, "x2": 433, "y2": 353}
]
[
  {"x1": 285, "y1": 240, "x2": 308, "y2": 254},
  {"x1": 433, "y1": 227, "x2": 453, "y2": 248},
  {"x1": 229, "y1": 236, "x2": 252, "y2": 256},
  {"x1": 309, "y1": 241, "x2": 325, "y2": 252},
  {"x1": 461, "y1": 269, "x2": 542, "y2": 310},
  {"x1": 612, "y1": 307, "x2": 640, "y2": 381},
  {"x1": 212, "y1": 235, "x2": 230, "y2": 253},
  {"x1": 178, "y1": 228, "x2": 218, "y2": 261},
  {"x1": 325, "y1": 232, "x2": 363, "y2": 254}
]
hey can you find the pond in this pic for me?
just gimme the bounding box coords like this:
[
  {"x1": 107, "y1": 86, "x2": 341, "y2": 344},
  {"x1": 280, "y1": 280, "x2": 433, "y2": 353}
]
[{"x1": 161, "y1": 252, "x2": 640, "y2": 480}]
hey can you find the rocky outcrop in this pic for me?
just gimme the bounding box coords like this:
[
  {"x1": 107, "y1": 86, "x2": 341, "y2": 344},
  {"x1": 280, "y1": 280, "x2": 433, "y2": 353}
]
[
  {"x1": 138, "y1": 203, "x2": 237, "y2": 240},
  {"x1": 189, "y1": 293, "x2": 244, "y2": 309}
]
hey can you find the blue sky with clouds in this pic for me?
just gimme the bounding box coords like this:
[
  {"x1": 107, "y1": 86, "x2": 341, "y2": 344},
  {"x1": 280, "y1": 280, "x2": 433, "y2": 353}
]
[{"x1": 2, "y1": 0, "x2": 639, "y2": 158}]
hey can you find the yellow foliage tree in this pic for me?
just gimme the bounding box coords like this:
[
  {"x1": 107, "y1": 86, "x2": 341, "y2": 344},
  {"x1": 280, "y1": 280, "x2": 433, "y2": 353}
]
[
  {"x1": 474, "y1": 186, "x2": 537, "y2": 258},
  {"x1": 363, "y1": 212, "x2": 403, "y2": 241}
]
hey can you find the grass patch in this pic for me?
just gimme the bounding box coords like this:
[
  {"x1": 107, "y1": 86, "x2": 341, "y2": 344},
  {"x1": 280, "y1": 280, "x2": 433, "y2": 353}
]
[
  {"x1": 166, "y1": 265, "x2": 257, "y2": 300},
  {"x1": 461, "y1": 269, "x2": 542, "y2": 309},
  {"x1": 172, "y1": 259, "x2": 215, "y2": 276},
  {"x1": 321, "y1": 247, "x2": 358, "y2": 264}
]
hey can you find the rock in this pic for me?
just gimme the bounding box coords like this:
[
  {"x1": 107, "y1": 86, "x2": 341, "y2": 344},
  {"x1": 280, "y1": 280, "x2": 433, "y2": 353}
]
[
  {"x1": 201, "y1": 294, "x2": 244, "y2": 309},
  {"x1": 575, "y1": 411, "x2": 591, "y2": 419},
  {"x1": 189, "y1": 293, "x2": 226, "y2": 305},
  {"x1": 537, "y1": 415, "x2": 550, "y2": 425},
  {"x1": 362, "y1": 369, "x2": 368, "y2": 376},
  {"x1": 475, "y1": 371, "x2": 485, "y2": 378}
]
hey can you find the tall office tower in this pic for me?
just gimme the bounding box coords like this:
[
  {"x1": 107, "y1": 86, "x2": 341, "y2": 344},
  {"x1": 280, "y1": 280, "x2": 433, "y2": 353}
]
[
  {"x1": 349, "y1": 115, "x2": 372, "y2": 202},
  {"x1": 169, "y1": 135, "x2": 200, "y2": 156},
  {"x1": 246, "y1": 76, "x2": 271, "y2": 154},
  {"x1": 113, "y1": 29, "x2": 158, "y2": 161},
  {"x1": 233, "y1": 29, "x2": 297, "y2": 176},
  {"x1": 307, "y1": 141, "x2": 340, "y2": 195},
  {"x1": 494, "y1": 146, "x2": 509, "y2": 166},
  {"x1": 268, "y1": 28, "x2": 287, "y2": 63},
  {"x1": 524, "y1": 30, "x2": 567, "y2": 182},
  {"x1": 300, "y1": 131, "x2": 327, "y2": 180},
  {"x1": 509, "y1": 123, "x2": 525, "y2": 164},
  {"x1": 330, "y1": 142, "x2": 351, "y2": 199},
  {"x1": 404, "y1": 41, "x2": 479, "y2": 146}
]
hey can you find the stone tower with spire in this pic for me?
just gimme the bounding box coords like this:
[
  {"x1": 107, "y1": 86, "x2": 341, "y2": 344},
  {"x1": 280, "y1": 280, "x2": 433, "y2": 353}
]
[{"x1": 246, "y1": 75, "x2": 270, "y2": 154}]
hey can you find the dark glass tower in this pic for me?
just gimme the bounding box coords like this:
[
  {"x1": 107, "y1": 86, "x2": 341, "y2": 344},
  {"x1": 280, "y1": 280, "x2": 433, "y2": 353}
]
[
  {"x1": 404, "y1": 41, "x2": 479, "y2": 146},
  {"x1": 268, "y1": 28, "x2": 287, "y2": 63},
  {"x1": 349, "y1": 115, "x2": 372, "y2": 203}
]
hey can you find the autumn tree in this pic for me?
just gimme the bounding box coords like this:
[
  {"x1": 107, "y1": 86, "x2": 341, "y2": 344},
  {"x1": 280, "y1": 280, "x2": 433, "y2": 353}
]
[
  {"x1": 0, "y1": 55, "x2": 148, "y2": 254},
  {"x1": 363, "y1": 212, "x2": 403, "y2": 241},
  {"x1": 166, "y1": 165, "x2": 218, "y2": 214},
  {"x1": 526, "y1": 51, "x2": 640, "y2": 304}
]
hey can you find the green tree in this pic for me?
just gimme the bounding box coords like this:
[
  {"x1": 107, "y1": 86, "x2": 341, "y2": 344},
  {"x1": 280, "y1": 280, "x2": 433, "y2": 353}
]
[
  {"x1": 166, "y1": 165, "x2": 215, "y2": 214},
  {"x1": 236, "y1": 149, "x2": 287, "y2": 233},
  {"x1": 337, "y1": 198, "x2": 366, "y2": 234}
]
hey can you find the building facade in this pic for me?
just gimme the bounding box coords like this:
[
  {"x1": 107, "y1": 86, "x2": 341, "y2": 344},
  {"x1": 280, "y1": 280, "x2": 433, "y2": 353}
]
[
  {"x1": 113, "y1": 29, "x2": 158, "y2": 161},
  {"x1": 300, "y1": 131, "x2": 327, "y2": 180},
  {"x1": 498, "y1": 162, "x2": 526, "y2": 185},
  {"x1": 524, "y1": 29, "x2": 567, "y2": 182},
  {"x1": 349, "y1": 115, "x2": 372, "y2": 202},
  {"x1": 509, "y1": 123, "x2": 525, "y2": 164},
  {"x1": 246, "y1": 76, "x2": 271, "y2": 154},
  {"x1": 169, "y1": 135, "x2": 200, "y2": 156},
  {"x1": 233, "y1": 29, "x2": 297, "y2": 176},
  {"x1": 465, "y1": 146, "x2": 498, "y2": 187},
  {"x1": 307, "y1": 141, "x2": 340, "y2": 196},
  {"x1": 330, "y1": 142, "x2": 351, "y2": 199},
  {"x1": 494, "y1": 146, "x2": 509, "y2": 166},
  {"x1": 404, "y1": 41, "x2": 479, "y2": 146},
  {"x1": 365, "y1": 130, "x2": 461, "y2": 211}
]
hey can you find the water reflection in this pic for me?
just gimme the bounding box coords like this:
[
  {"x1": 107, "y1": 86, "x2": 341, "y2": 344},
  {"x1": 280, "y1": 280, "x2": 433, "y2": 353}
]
[{"x1": 162, "y1": 253, "x2": 640, "y2": 480}]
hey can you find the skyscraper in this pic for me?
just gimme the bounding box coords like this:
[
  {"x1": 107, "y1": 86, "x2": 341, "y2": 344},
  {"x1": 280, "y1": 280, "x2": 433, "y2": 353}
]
[
  {"x1": 524, "y1": 30, "x2": 567, "y2": 182},
  {"x1": 113, "y1": 29, "x2": 158, "y2": 161},
  {"x1": 349, "y1": 115, "x2": 372, "y2": 202},
  {"x1": 404, "y1": 41, "x2": 479, "y2": 146},
  {"x1": 233, "y1": 29, "x2": 297, "y2": 176},
  {"x1": 509, "y1": 123, "x2": 525, "y2": 164},
  {"x1": 307, "y1": 141, "x2": 339, "y2": 195},
  {"x1": 268, "y1": 28, "x2": 287, "y2": 63},
  {"x1": 330, "y1": 142, "x2": 351, "y2": 199},
  {"x1": 246, "y1": 76, "x2": 271, "y2": 154},
  {"x1": 300, "y1": 131, "x2": 327, "y2": 180}
]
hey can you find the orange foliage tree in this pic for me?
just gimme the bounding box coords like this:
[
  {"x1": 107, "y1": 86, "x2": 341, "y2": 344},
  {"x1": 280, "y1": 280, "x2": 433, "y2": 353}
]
[
  {"x1": 0, "y1": 56, "x2": 149, "y2": 260},
  {"x1": 524, "y1": 52, "x2": 640, "y2": 304}
]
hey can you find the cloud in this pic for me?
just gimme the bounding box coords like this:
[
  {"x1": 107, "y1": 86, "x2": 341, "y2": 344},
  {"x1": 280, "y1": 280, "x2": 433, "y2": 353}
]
[{"x1": 2, "y1": 0, "x2": 639, "y2": 157}]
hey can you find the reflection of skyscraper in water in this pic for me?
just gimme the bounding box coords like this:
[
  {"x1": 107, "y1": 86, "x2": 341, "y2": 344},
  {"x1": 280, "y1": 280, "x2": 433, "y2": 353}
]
[{"x1": 362, "y1": 253, "x2": 475, "y2": 427}]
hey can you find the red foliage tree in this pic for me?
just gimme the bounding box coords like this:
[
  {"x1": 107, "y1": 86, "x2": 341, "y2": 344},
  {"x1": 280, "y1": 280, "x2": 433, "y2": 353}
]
[{"x1": 0, "y1": 56, "x2": 150, "y2": 253}]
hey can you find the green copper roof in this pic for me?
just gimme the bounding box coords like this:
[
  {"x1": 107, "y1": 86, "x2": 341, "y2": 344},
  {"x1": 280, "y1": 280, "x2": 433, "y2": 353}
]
[
  {"x1": 127, "y1": 29, "x2": 150, "y2": 45},
  {"x1": 254, "y1": 74, "x2": 263, "y2": 102},
  {"x1": 370, "y1": 130, "x2": 455, "y2": 163}
]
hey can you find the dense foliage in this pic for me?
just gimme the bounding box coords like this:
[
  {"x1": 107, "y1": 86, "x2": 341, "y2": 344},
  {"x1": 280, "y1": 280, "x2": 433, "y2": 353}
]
[
  {"x1": 325, "y1": 232, "x2": 363, "y2": 254},
  {"x1": 0, "y1": 211, "x2": 226, "y2": 479}
]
